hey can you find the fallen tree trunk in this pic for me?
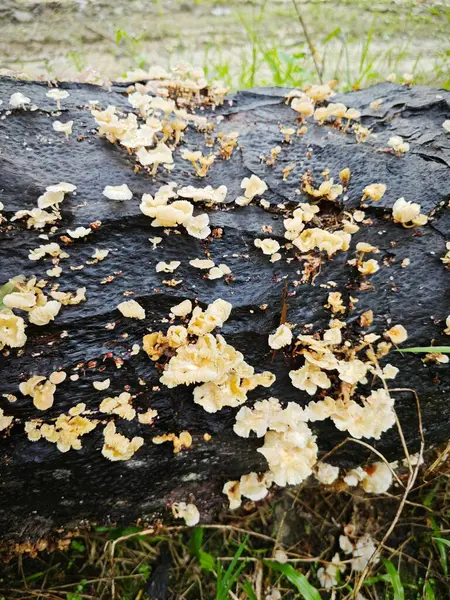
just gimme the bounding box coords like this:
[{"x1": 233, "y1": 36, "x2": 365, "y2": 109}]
[{"x1": 0, "y1": 76, "x2": 449, "y2": 552}]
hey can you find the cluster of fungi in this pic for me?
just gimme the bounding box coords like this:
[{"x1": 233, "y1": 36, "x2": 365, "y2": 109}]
[{"x1": 1, "y1": 66, "x2": 449, "y2": 536}]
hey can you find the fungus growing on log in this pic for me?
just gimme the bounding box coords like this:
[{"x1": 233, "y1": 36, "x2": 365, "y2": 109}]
[{"x1": 0, "y1": 75, "x2": 449, "y2": 552}]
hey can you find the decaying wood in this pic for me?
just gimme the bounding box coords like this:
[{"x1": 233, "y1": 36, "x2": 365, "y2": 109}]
[{"x1": 0, "y1": 77, "x2": 449, "y2": 549}]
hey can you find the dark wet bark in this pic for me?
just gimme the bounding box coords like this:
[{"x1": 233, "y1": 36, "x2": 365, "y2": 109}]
[{"x1": 0, "y1": 78, "x2": 449, "y2": 548}]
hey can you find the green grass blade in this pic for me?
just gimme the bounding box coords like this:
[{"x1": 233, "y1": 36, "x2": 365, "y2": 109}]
[
  {"x1": 216, "y1": 560, "x2": 224, "y2": 594},
  {"x1": 199, "y1": 550, "x2": 215, "y2": 572},
  {"x1": 216, "y1": 560, "x2": 247, "y2": 600},
  {"x1": 432, "y1": 535, "x2": 450, "y2": 576},
  {"x1": 242, "y1": 579, "x2": 258, "y2": 600},
  {"x1": 384, "y1": 560, "x2": 405, "y2": 600},
  {"x1": 430, "y1": 519, "x2": 448, "y2": 576},
  {"x1": 423, "y1": 482, "x2": 440, "y2": 508},
  {"x1": 424, "y1": 580, "x2": 436, "y2": 600},
  {"x1": 24, "y1": 570, "x2": 47, "y2": 582},
  {"x1": 263, "y1": 561, "x2": 321, "y2": 600},
  {"x1": 216, "y1": 536, "x2": 248, "y2": 600},
  {"x1": 432, "y1": 536, "x2": 450, "y2": 549},
  {"x1": 359, "y1": 24, "x2": 374, "y2": 76},
  {"x1": 323, "y1": 27, "x2": 341, "y2": 45},
  {"x1": 189, "y1": 527, "x2": 204, "y2": 554},
  {"x1": 396, "y1": 347, "x2": 450, "y2": 354},
  {"x1": 189, "y1": 527, "x2": 215, "y2": 572},
  {"x1": 221, "y1": 537, "x2": 247, "y2": 586}
]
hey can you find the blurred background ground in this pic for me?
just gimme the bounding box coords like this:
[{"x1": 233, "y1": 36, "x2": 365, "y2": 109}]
[
  {"x1": 0, "y1": 0, "x2": 449, "y2": 89},
  {"x1": 0, "y1": 1, "x2": 449, "y2": 598}
]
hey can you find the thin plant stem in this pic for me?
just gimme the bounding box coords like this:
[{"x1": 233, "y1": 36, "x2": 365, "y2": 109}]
[{"x1": 291, "y1": 0, "x2": 323, "y2": 83}]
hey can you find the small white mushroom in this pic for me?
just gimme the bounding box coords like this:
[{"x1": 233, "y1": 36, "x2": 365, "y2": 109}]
[
  {"x1": 46, "y1": 89, "x2": 70, "y2": 111},
  {"x1": 117, "y1": 300, "x2": 145, "y2": 320},
  {"x1": 93, "y1": 379, "x2": 111, "y2": 391},
  {"x1": 9, "y1": 92, "x2": 31, "y2": 109},
  {"x1": 102, "y1": 184, "x2": 133, "y2": 201},
  {"x1": 67, "y1": 226, "x2": 92, "y2": 239},
  {"x1": 53, "y1": 120, "x2": 73, "y2": 138}
]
